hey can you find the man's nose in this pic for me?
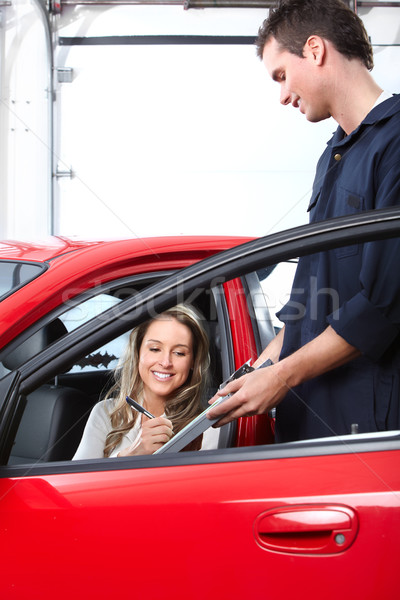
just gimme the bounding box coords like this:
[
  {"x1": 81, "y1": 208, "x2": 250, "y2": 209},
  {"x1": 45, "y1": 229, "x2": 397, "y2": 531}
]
[{"x1": 280, "y1": 85, "x2": 291, "y2": 106}]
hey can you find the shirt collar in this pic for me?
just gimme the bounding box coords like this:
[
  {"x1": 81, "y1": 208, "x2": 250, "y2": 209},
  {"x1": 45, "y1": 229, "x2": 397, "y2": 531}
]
[{"x1": 327, "y1": 93, "x2": 400, "y2": 148}]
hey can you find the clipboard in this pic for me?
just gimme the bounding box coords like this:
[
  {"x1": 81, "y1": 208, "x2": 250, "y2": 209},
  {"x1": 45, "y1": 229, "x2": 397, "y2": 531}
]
[{"x1": 154, "y1": 358, "x2": 272, "y2": 454}]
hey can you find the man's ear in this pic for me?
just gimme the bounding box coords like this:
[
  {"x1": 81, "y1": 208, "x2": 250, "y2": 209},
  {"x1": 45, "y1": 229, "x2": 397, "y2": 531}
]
[{"x1": 303, "y1": 35, "x2": 326, "y2": 66}]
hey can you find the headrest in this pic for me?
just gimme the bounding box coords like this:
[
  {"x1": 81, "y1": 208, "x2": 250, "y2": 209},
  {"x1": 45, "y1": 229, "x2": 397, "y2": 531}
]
[{"x1": 3, "y1": 318, "x2": 68, "y2": 371}]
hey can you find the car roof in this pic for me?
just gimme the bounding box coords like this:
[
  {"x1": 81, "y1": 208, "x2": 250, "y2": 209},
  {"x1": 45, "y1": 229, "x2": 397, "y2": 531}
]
[
  {"x1": 0, "y1": 235, "x2": 252, "y2": 263},
  {"x1": 0, "y1": 234, "x2": 254, "y2": 349},
  {"x1": 0, "y1": 237, "x2": 101, "y2": 262}
]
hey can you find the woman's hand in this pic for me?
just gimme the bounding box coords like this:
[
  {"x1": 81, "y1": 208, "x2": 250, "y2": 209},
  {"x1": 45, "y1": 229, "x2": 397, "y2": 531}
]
[{"x1": 118, "y1": 417, "x2": 173, "y2": 457}]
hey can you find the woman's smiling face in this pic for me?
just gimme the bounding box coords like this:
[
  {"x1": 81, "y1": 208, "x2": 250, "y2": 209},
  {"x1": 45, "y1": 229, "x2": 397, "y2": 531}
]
[{"x1": 138, "y1": 316, "x2": 194, "y2": 405}]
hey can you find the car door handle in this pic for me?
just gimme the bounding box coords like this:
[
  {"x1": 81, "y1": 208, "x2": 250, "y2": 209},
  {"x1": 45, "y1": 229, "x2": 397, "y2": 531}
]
[{"x1": 254, "y1": 504, "x2": 358, "y2": 555}]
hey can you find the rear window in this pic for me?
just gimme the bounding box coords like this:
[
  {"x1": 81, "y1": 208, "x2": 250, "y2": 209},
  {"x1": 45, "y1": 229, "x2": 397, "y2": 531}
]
[{"x1": 0, "y1": 260, "x2": 46, "y2": 300}]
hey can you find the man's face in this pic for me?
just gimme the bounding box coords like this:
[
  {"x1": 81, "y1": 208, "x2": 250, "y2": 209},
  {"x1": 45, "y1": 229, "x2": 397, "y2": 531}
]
[{"x1": 262, "y1": 36, "x2": 330, "y2": 123}]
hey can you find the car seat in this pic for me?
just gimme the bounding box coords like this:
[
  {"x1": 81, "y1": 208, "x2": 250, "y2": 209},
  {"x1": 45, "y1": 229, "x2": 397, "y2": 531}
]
[{"x1": 3, "y1": 319, "x2": 94, "y2": 464}]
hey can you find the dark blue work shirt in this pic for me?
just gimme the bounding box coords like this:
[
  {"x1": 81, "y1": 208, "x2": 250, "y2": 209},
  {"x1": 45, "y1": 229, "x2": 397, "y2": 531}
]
[{"x1": 276, "y1": 95, "x2": 400, "y2": 442}]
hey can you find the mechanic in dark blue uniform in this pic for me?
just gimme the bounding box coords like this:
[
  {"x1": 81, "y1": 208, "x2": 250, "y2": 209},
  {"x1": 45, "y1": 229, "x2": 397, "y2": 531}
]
[
  {"x1": 275, "y1": 93, "x2": 400, "y2": 441},
  {"x1": 208, "y1": 0, "x2": 400, "y2": 441}
]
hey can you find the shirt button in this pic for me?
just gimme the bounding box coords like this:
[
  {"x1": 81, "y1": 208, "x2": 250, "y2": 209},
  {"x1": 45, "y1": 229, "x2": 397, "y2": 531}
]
[{"x1": 334, "y1": 153, "x2": 342, "y2": 161}]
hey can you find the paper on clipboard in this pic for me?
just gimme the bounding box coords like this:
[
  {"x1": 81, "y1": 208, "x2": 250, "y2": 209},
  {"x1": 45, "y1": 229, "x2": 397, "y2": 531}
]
[{"x1": 154, "y1": 358, "x2": 272, "y2": 454}]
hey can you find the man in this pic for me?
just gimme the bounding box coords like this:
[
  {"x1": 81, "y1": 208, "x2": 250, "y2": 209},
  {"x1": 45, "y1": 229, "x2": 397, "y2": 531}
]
[{"x1": 208, "y1": 0, "x2": 400, "y2": 441}]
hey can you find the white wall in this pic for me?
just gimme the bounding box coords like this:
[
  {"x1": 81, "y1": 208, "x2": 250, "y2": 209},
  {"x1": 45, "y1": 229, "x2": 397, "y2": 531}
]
[
  {"x1": 53, "y1": 4, "x2": 335, "y2": 239},
  {"x1": 0, "y1": 0, "x2": 51, "y2": 240},
  {"x1": 1, "y1": 3, "x2": 399, "y2": 241}
]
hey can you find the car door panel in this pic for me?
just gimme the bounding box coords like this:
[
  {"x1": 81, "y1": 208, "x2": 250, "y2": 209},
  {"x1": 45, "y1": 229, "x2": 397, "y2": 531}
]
[
  {"x1": 0, "y1": 446, "x2": 398, "y2": 599},
  {"x1": 224, "y1": 278, "x2": 275, "y2": 446},
  {"x1": 0, "y1": 372, "x2": 23, "y2": 462}
]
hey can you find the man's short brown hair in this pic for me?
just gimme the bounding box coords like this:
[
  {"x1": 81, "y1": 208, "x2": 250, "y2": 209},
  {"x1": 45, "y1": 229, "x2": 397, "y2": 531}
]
[{"x1": 256, "y1": 0, "x2": 373, "y2": 71}]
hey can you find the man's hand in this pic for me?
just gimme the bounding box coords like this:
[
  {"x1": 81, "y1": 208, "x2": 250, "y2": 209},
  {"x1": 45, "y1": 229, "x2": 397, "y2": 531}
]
[
  {"x1": 207, "y1": 365, "x2": 288, "y2": 427},
  {"x1": 206, "y1": 325, "x2": 360, "y2": 428}
]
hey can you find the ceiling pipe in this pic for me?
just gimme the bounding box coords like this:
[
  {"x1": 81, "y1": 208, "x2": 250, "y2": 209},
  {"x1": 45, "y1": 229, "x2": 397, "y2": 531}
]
[
  {"x1": 56, "y1": 0, "x2": 276, "y2": 8},
  {"x1": 357, "y1": 1, "x2": 400, "y2": 5},
  {"x1": 184, "y1": 0, "x2": 275, "y2": 7},
  {"x1": 54, "y1": 0, "x2": 400, "y2": 8}
]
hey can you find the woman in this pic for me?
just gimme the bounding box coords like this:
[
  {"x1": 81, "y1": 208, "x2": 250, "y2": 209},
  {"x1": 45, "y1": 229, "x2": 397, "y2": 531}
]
[{"x1": 73, "y1": 304, "x2": 219, "y2": 459}]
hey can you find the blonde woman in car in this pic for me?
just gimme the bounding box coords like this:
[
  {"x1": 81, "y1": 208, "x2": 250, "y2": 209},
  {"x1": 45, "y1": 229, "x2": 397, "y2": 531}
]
[{"x1": 73, "y1": 304, "x2": 219, "y2": 459}]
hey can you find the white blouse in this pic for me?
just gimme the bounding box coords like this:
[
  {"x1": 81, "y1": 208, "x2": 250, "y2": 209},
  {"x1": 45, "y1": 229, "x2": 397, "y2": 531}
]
[{"x1": 73, "y1": 398, "x2": 220, "y2": 460}]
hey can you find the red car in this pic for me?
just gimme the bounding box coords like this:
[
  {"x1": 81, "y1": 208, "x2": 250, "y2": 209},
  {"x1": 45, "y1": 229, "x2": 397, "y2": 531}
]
[{"x1": 0, "y1": 211, "x2": 399, "y2": 599}]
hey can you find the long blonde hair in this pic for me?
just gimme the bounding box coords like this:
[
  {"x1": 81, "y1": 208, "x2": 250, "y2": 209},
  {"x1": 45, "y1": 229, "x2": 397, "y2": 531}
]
[{"x1": 104, "y1": 304, "x2": 210, "y2": 456}]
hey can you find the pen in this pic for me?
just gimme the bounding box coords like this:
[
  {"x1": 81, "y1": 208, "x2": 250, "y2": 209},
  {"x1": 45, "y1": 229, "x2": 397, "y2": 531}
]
[{"x1": 126, "y1": 396, "x2": 155, "y2": 419}]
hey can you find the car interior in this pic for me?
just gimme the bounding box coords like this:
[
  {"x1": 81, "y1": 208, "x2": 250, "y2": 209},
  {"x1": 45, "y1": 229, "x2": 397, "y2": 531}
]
[
  {"x1": 3, "y1": 319, "x2": 94, "y2": 464},
  {"x1": 0, "y1": 254, "x2": 298, "y2": 467},
  {"x1": 1, "y1": 274, "x2": 233, "y2": 465}
]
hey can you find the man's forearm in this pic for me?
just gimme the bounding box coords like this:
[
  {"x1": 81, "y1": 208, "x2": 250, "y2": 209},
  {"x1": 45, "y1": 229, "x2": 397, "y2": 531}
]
[
  {"x1": 208, "y1": 325, "x2": 361, "y2": 426},
  {"x1": 253, "y1": 325, "x2": 285, "y2": 367},
  {"x1": 276, "y1": 325, "x2": 361, "y2": 390}
]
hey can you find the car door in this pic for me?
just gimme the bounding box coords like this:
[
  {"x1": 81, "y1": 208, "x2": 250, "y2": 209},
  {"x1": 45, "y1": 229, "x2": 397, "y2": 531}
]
[{"x1": 0, "y1": 209, "x2": 400, "y2": 600}]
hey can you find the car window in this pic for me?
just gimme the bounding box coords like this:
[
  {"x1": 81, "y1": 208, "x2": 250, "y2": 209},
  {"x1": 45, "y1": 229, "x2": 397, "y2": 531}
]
[
  {"x1": 0, "y1": 260, "x2": 46, "y2": 300},
  {"x1": 59, "y1": 293, "x2": 129, "y2": 373},
  {"x1": 4, "y1": 277, "x2": 234, "y2": 465},
  {"x1": 0, "y1": 273, "x2": 168, "y2": 377},
  {"x1": 258, "y1": 260, "x2": 298, "y2": 332}
]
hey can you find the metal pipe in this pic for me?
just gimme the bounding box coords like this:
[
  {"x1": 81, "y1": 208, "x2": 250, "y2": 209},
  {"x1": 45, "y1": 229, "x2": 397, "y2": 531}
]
[
  {"x1": 57, "y1": 0, "x2": 400, "y2": 7},
  {"x1": 358, "y1": 1, "x2": 400, "y2": 6},
  {"x1": 59, "y1": 0, "x2": 188, "y2": 5},
  {"x1": 347, "y1": 1, "x2": 400, "y2": 10},
  {"x1": 59, "y1": 0, "x2": 275, "y2": 7},
  {"x1": 32, "y1": 0, "x2": 55, "y2": 234},
  {"x1": 184, "y1": 0, "x2": 274, "y2": 6}
]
